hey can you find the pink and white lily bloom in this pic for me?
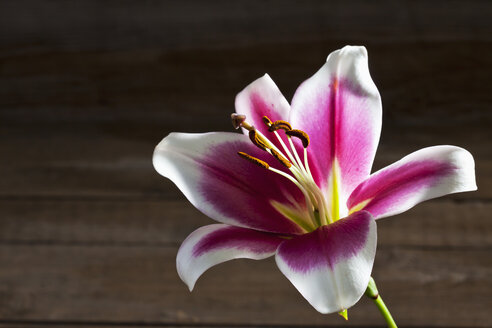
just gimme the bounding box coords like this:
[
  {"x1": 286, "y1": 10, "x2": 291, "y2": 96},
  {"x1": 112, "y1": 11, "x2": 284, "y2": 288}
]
[{"x1": 153, "y1": 46, "x2": 476, "y2": 315}]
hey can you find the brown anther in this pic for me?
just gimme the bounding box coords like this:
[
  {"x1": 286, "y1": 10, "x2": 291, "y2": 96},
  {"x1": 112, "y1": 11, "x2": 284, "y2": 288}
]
[
  {"x1": 249, "y1": 129, "x2": 270, "y2": 151},
  {"x1": 268, "y1": 120, "x2": 292, "y2": 132},
  {"x1": 231, "y1": 113, "x2": 246, "y2": 129},
  {"x1": 262, "y1": 116, "x2": 272, "y2": 126},
  {"x1": 237, "y1": 152, "x2": 270, "y2": 169},
  {"x1": 270, "y1": 149, "x2": 292, "y2": 168},
  {"x1": 286, "y1": 129, "x2": 310, "y2": 148}
]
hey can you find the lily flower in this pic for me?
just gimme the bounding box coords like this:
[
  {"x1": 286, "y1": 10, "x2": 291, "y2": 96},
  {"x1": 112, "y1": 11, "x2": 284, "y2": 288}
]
[{"x1": 153, "y1": 46, "x2": 476, "y2": 316}]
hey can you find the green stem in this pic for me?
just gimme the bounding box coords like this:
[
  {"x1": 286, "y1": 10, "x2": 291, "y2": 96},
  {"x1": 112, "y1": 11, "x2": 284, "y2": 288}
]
[
  {"x1": 372, "y1": 292, "x2": 397, "y2": 328},
  {"x1": 365, "y1": 277, "x2": 398, "y2": 328}
]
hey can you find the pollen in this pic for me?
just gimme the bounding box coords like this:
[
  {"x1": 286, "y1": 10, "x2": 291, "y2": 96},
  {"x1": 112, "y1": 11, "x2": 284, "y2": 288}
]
[
  {"x1": 237, "y1": 152, "x2": 270, "y2": 169},
  {"x1": 286, "y1": 129, "x2": 310, "y2": 148},
  {"x1": 249, "y1": 129, "x2": 270, "y2": 151},
  {"x1": 269, "y1": 120, "x2": 292, "y2": 132},
  {"x1": 234, "y1": 114, "x2": 327, "y2": 227},
  {"x1": 262, "y1": 116, "x2": 272, "y2": 126},
  {"x1": 270, "y1": 149, "x2": 292, "y2": 168}
]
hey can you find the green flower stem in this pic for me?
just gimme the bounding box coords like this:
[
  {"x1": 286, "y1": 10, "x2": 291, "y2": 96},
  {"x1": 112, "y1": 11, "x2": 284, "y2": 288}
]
[{"x1": 365, "y1": 277, "x2": 398, "y2": 328}]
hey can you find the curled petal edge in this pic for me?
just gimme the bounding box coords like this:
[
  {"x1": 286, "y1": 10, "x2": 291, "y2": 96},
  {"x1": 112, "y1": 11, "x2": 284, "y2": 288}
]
[{"x1": 177, "y1": 224, "x2": 284, "y2": 291}]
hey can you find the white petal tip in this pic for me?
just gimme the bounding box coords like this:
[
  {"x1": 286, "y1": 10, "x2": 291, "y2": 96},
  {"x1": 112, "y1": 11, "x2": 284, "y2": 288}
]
[
  {"x1": 178, "y1": 270, "x2": 198, "y2": 292},
  {"x1": 152, "y1": 132, "x2": 182, "y2": 177},
  {"x1": 455, "y1": 147, "x2": 478, "y2": 191},
  {"x1": 326, "y1": 45, "x2": 368, "y2": 62},
  {"x1": 342, "y1": 45, "x2": 368, "y2": 54}
]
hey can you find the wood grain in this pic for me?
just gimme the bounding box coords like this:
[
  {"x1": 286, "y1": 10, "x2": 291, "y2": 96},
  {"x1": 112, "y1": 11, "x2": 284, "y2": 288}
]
[
  {"x1": 0, "y1": 326, "x2": 225, "y2": 328},
  {"x1": 0, "y1": 0, "x2": 490, "y2": 54},
  {"x1": 0, "y1": 43, "x2": 491, "y2": 199},
  {"x1": 0, "y1": 245, "x2": 491, "y2": 327},
  {"x1": 0, "y1": 199, "x2": 490, "y2": 248},
  {"x1": 0, "y1": 0, "x2": 491, "y2": 327}
]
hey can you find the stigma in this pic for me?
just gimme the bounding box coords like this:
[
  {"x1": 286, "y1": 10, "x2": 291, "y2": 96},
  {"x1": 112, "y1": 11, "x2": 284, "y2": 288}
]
[{"x1": 231, "y1": 113, "x2": 332, "y2": 229}]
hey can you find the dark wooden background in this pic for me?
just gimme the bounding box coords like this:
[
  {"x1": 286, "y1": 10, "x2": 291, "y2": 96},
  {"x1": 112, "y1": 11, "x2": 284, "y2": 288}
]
[{"x1": 0, "y1": 1, "x2": 491, "y2": 327}]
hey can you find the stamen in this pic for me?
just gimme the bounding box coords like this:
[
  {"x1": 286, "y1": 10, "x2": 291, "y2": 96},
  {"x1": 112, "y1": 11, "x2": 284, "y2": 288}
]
[
  {"x1": 269, "y1": 120, "x2": 292, "y2": 132},
  {"x1": 309, "y1": 180, "x2": 329, "y2": 226},
  {"x1": 286, "y1": 129, "x2": 310, "y2": 148},
  {"x1": 233, "y1": 114, "x2": 329, "y2": 227},
  {"x1": 267, "y1": 166, "x2": 319, "y2": 227},
  {"x1": 270, "y1": 149, "x2": 292, "y2": 168},
  {"x1": 262, "y1": 116, "x2": 272, "y2": 126},
  {"x1": 303, "y1": 148, "x2": 313, "y2": 177},
  {"x1": 231, "y1": 113, "x2": 246, "y2": 129},
  {"x1": 249, "y1": 129, "x2": 270, "y2": 151},
  {"x1": 261, "y1": 117, "x2": 315, "y2": 202},
  {"x1": 262, "y1": 116, "x2": 301, "y2": 171},
  {"x1": 287, "y1": 134, "x2": 307, "y2": 176},
  {"x1": 237, "y1": 152, "x2": 270, "y2": 169}
]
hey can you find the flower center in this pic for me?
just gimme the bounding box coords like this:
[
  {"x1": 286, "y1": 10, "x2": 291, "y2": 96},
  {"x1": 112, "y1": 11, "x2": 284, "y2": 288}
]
[{"x1": 232, "y1": 113, "x2": 334, "y2": 231}]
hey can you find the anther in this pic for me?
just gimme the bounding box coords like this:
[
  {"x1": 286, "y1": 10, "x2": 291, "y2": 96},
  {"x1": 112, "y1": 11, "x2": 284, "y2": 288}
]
[
  {"x1": 270, "y1": 149, "x2": 292, "y2": 168},
  {"x1": 269, "y1": 120, "x2": 292, "y2": 132},
  {"x1": 231, "y1": 113, "x2": 247, "y2": 129},
  {"x1": 237, "y1": 152, "x2": 270, "y2": 169},
  {"x1": 262, "y1": 116, "x2": 272, "y2": 126},
  {"x1": 286, "y1": 129, "x2": 310, "y2": 148},
  {"x1": 249, "y1": 129, "x2": 270, "y2": 151}
]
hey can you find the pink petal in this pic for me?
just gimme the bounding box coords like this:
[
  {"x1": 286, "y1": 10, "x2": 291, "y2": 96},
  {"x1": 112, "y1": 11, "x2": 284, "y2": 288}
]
[
  {"x1": 290, "y1": 46, "x2": 382, "y2": 204},
  {"x1": 348, "y1": 146, "x2": 477, "y2": 219},
  {"x1": 153, "y1": 132, "x2": 307, "y2": 234},
  {"x1": 177, "y1": 224, "x2": 284, "y2": 290},
  {"x1": 235, "y1": 74, "x2": 291, "y2": 148},
  {"x1": 275, "y1": 211, "x2": 377, "y2": 314}
]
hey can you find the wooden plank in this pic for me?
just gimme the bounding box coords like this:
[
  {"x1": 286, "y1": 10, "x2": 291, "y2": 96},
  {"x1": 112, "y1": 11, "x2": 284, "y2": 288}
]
[
  {"x1": 0, "y1": 326, "x2": 292, "y2": 328},
  {"x1": 0, "y1": 321, "x2": 392, "y2": 328},
  {"x1": 0, "y1": 0, "x2": 490, "y2": 55},
  {"x1": 1, "y1": 123, "x2": 488, "y2": 199},
  {"x1": 0, "y1": 2, "x2": 489, "y2": 328},
  {"x1": 0, "y1": 321, "x2": 244, "y2": 328},
  {"x1": 2, "y1": 324, "x2": 376, "y2": 328},
  {"x1": 0, "y1": 324, "x2": 431, "y2": 328},
  {"x1": 0, "y1": 43, "x2": 490, "y2": 199},
  {"x1": 0, "y1": 326, "x2": 213, "y2": 328},
  {"x1": 1, "y1": 42, "x2": 491, "y2": 116},
  {"x1": 0, "y1": 245, "x2": 490, "y2": 327},
  {"x1": 0, "y1": 199, "x2": 490, "y2": 248}
]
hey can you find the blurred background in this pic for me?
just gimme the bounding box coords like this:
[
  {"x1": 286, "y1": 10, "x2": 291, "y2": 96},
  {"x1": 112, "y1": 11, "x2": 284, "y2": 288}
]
[{"x1": 0, "y1": 1, "x2": 491, "y2": 327}]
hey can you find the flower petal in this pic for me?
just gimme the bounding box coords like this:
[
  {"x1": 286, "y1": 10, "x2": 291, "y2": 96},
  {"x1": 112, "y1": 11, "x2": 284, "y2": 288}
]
[
  {"x1": 275, "y1": 211, "x2": 377, "y2": 314},
  {"x1": 348, "y1": 146, "x2": 477, "y2": 219},
  {"x1": 290, "y1": 46, "x2": 382, "y2": 208},
  {"x1": 153, "y1": 132, "x2": 307, "y2": 234},
  {"x1": 178, "y1": 224, "x2": 284, "y2": 291},
  {"x1": 235, "y1": 74, "x2": 291, "y2": 147}
]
